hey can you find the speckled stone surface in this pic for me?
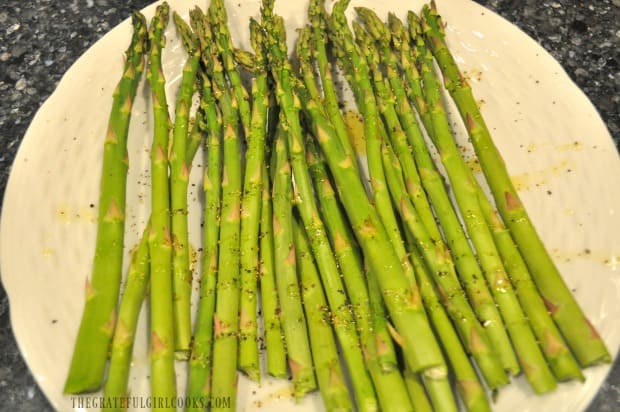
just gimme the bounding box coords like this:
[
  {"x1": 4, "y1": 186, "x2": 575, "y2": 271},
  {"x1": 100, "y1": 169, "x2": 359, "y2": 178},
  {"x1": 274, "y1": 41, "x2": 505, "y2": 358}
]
[{"x1": 0, "y1": 0, "x2": 618, "y2": 411}]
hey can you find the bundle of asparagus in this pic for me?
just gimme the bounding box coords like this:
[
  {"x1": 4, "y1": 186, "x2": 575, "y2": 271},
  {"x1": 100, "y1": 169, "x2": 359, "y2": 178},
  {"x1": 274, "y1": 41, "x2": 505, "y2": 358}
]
[{"x1": 64, "y1": 0, "x2": 611, "y2": 411}]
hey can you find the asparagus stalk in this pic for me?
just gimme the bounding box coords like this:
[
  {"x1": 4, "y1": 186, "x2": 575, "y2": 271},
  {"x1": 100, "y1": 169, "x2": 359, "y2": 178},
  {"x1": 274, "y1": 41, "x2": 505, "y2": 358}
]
[
  {"x1": 262, "y1": 3, "x2": 377, "y2": 410},
  {"x1": 102, "y1": 224, "x2": 150, "y2": 411},
  {"x1": 327, "y1": 2, "x2": 404, "y2": 269},
  {"x1": 395, "y1": 8, "x2": 581, "y2": 383},
  {"x1": 324, "y1": 0, "x2": 447, "y2": 378},
  {"x1": 403, "y1": 370, "x2": 433, "y2": 412},
  {"x1": 357, "y1": 10, "x2": 514, "y2": 385},
  {"x1": 332, "y1": 1, "x2": 496, "y2": 396},
  {"x1": 209, "y1": 97, "x2": 242, "y2": 412},
  {"x1": 237, "y1": 18, "x2": 270, "y2": 381},
  {"x1": 386, "y1": 143, "x2": 491, "y2": 412},
  {"x1": 300, "y1": 12, "x2": 446, "y2": 397},
  {"x1": 271, "y1": 126, "x2": 316, "y2": 399},
  {"x1": 258, "y1": 161, "x2": 288, "y2": 378},
  {"x1": 104, "y1": 114, "x2": 204, "y2": 411},
  {"x1": 378, "y1": 139, "x2": 479, "y2": 412},
  {"x1": 352, "y1": 14, "x2": 437, "y2": 246},
  {"x1": 308, "y1": 0, "x2": 358, "y2": 168},
  {"x1": 169, "y1": 11, "x2": 200, "y2": 357},
  {"x1": 422, "y1": 1, "x2": 610, "y2": 367},
  {"x1": 306, "y1": 141, "x2": 413, "y2": 412},
  {"x1": 254, "y1": 61, "x2": 288, "y2": 377},
  {"x1": 375, "y1": 128, "x2": 504, "y2": 393},
  {"x1": 186, "y1": 8, "x2": 224, "y2": 409},
  {"x1": 388, "y1": 13, "x2": 432, "y2": 135},
  {"x1": 297, "y1": 23, "x2": 398, "y2": 374},
  {"x1": 293, "y1": 219, "x2": 354, "y2": 412},
  {"x1": 296, "y1": 26, "x2": 324, "y2": 105},
  {"x1": 306, "y1": 140, "x2": 394, "y2": 371},
  {"x1": 208, "y1": 78, "x2": 243, "y2": 411},
  {"x1": 298, "y1": 29, "x2": 412, "y2": 407},
  {"x1": 412, "y1": 11, "x2": 556, "y2": 393},
  {"x1": 385, "y1": 14, "x2": 516, "y2": 375},
  {"x1": 64, "y1": 12, "x2": 147, "y2": 394},
  {"x1": 363, "y1": 265, "x2": 398, "y2": 372},
  {"x1": 209, "y1": 0, "x2": 252, "y2": 138},
  {"x1": 145, "y1": 4, "x2": 178, "y2": 408},
  {"x1": 349, "y1": 38, "x2": 465, "y2": 408},
  {"x1": 474, "y1": 180, "x2": 584, "y2": 381}
]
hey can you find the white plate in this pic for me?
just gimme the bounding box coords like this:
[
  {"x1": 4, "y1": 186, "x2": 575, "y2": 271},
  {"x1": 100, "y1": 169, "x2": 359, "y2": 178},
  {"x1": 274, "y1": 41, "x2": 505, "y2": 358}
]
[{"x1": 1, "y1": 0, "x2": 618, "y2": 411}]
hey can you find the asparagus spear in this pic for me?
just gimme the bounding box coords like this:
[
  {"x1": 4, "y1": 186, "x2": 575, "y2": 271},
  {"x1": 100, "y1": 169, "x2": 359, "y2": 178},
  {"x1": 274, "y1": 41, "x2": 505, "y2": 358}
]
[
  {"x1": 208, "y1": 68, "x2": 243, "y2": 412},
  {"x1": 411, "y1": 10, "x2": 556, "y2": 393},
  {"x1": 247, "y1": 55, "x2": 288, "y2": 378},
  {"x1": 169, "y1": 11, "x2": 200, "y2": 357},
  {"x1": 394, "y1": 8, "x2": 581, "y2": 383},
  {"x1": 325, "y1": 0, "x2": 447, "y2": 378},
  {"x1": 297, "y1": 7, "x2": 447, "y2": 396},
  {"x1": 384, "y1": 142, "x2": 491, "y2": 412},
  {"x1": 332, "y1": 4, "x2": 496, "y2": 400},
  {"x1": 190, "y1": 7, "x2": 245, "y2": 410},
  {"x1": 64, "y1": 11, "x2": 147, "y2": 394},
  {"x1": 308, "y1": 0, "x2": 358, "y2": 168},
  {"x1": 145, "y1": 4, "x2": 178, "y2": 408},
  {"x1": 383, "y1": 13, "x2": 517, "y2": 377},
  {"x1": 297, "y1": 25, "x2": 396, "y2": 372},
  {"x1": 352, "y1": 13, "x2": 437, "y2": 247},
  {"x1": 263, "y1": 4, "x2": 380, "y2": 409},
  {"x1": 186, "y1": 8, "x2": 224, "y2": 409},
  {"x1": 102, "y1": 224, "x2": 150, "y2": 411},
  {"x1": 422, "y1": 1, "x2": 610, "y2": 367},
  {"x1": 402, "y1": 370, "x2": 433, "y2": 412},
  {"x1": 271, "y1": 125, "x2": 316, "y2": 399},
  {"x1": 359, "y1": 10, "x2": 512, "y2": 390},
  {"x1": 474, "y1": 179, "x2": 584, "y2": 381},
  {"x1": 258, "y1": 161, "x2": 288, "y2": 378},
  {"x1": 296, "y1": 26, "x2": 324, "y2": 106},
  {"x1": 209, "y1": 0, "x2": 252, "y2": 138},
  {"x1": 306, "y1": 140, "x2": 413, "y2": 412},
  {"x1": 306, "y1": 140, "x2": 392, "y2": 370},
  {"x1": 298, "y1": 25, "x2": 412, "y2": 407},
  {"x1": 209, "y1": 97, "x2": 242, "y2": 412},
  {"x1": 293, "y1": 219, "x2": 354, "y2": 412},
  {"x1": 237, "y1": 18, "x2": 270, "y2": 382}
]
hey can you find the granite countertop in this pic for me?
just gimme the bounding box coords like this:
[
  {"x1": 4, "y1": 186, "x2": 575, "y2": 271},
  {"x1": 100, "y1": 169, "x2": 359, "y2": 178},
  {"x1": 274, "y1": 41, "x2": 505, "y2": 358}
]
[{"x1": 0, "y1": 0, "x2": 618, "y2": 411}]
